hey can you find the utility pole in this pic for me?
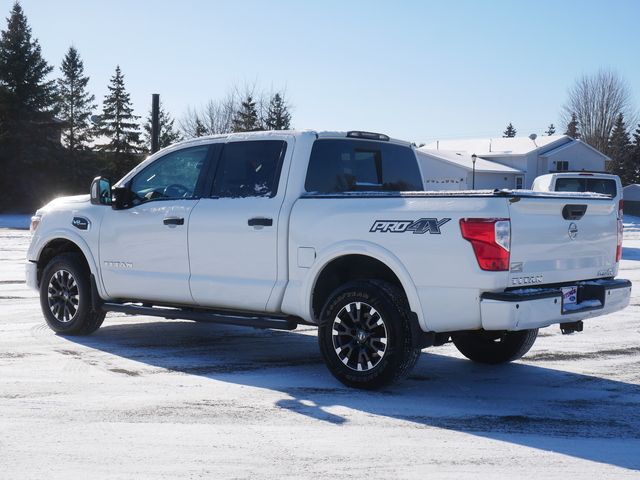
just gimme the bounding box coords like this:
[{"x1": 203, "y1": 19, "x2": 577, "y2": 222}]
[
  {"x1": 471, "y1": 153, "x2": 477, "y2": 189},
  {"x1": 151, "y1": 93, "x2": 160, "y2": 153}
]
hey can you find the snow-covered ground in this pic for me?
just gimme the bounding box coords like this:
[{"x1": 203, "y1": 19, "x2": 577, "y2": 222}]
[{"x1": 0, "y1": 217, "x2": 638, "y2": 479}]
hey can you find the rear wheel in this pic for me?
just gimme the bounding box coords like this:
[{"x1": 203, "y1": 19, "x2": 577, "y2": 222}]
[
  {"x1": 40, "y1": 253, "x2": 105, "y2": 335},
  {"x1": 451, "y1": 329, "x2": 538, "y2": 364},
  {"x1": 318, "y1": 280, "x2": 420, "y2": 389}
]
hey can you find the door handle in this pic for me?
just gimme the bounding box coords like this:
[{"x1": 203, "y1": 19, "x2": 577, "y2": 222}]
[
  {"x1": 248, "y1": 217, "x2": 273, "y2": 227},
  {"x1": 163, "y1": 217, "x2": 184, "y2": 226}
]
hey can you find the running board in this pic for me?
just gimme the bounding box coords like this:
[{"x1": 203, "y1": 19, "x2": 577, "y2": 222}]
[{"x1": 101, "y1": 302, "x2": 298, "y2": 331}]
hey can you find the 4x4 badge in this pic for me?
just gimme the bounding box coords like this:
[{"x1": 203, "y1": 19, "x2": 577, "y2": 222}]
[{"x1": 370, "y1": 218, "x2": 451, "y2": 234}]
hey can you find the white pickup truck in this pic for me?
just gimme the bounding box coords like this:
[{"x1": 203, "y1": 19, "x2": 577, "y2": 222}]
[
  {"x1": 26, "y1": 130, "x2": 631, "y2": 388},
  {"x1": 532, "y1": 172, "x2": 623, "y2": 208}
]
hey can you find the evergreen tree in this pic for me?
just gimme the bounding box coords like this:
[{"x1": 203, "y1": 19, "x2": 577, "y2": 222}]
[
  {"x1": 97, "y1": 65, "x2": 141, "y2": 154},
  {"x1": 56, "y1": 46, "x2": 96, "y2": 151},
  {"x1": 194, "y1": 118, "x2": 207, "y2": 137},
  {"x1": 565, "y1": 112, "x2": 580, "y2": 139},
  {"x1": 607, "y1": 113, "x2": 634, "y2": 184},
  {"x1": 232, "y1": 95, "x2": 260, "y2": 132},
  {"x1": 264, "y1": 92, "x2": 291, "y2": 130},
  {"x1": 633, "y1": 123, "x2": 640, "y2": 147},
  {"x1": 0, "y1": 3, "x2": 55, "y2": 125},
  {"x1": 502, "y1": 122, "x2": 516, "y2": 138},
  {"x1": 143, "y1": 100, "x2": 181, "y2": 151},
  {"x1": 545, "y1": 124, "x2": 556, "y2": 136},
  {"x1": 0, "y1": 2, "x2": 58, "y2": 210},
  {"x1": 630, "y1": 123, "x2": 640, "y2": 184}
]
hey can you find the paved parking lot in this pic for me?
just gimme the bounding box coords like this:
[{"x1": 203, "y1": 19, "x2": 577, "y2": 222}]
[{"x1": 1, "y1": 220, "x2": 639, "y2": 479}]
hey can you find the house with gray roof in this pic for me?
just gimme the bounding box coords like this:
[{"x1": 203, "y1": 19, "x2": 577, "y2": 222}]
[{"x1": 419, "y1": 135, "x2": 610, "y2": 190}]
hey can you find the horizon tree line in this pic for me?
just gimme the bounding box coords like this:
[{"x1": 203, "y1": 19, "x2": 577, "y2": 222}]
[
  {"x1": 0, "y1": 2, "x2": 293, "y2": 212},
  {"x1": 2, "y1": 2, "x2": 294, "y2": 155},
  {"x1": 1, "y1": 1, "x2": 640, "y2": 213}
]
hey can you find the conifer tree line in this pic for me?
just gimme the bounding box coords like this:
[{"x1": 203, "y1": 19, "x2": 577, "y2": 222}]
[{"x1": 0, "y1": 2, "x2": 294, "y2": 211}]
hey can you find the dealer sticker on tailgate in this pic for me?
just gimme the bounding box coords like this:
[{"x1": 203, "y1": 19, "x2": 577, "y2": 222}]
[{"x1": 561, "y1": 286, "x2": 578, "y2": 311}]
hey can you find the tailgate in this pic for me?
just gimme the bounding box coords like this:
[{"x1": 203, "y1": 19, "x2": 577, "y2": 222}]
[{"x1": 508, "y1": 195, "x2": 617, "y2": 286}]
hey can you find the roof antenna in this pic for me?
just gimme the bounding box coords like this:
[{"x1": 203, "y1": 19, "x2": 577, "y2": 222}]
[{"x1": 529, "y1": 133, "x2": 538, "y2": 147}]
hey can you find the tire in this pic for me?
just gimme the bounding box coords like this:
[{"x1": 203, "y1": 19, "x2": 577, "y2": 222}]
[
  {"x1": 39, "y1": 253, "x2": 105, "y2": 336},
  {"x1": 318, "y1": 280, "x2": 421, "y2": 390},
  {"x1": 451, "y1": 329, "x2": 538, "y2": 364}
]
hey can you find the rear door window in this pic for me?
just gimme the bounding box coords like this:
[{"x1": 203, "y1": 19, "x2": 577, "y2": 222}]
[
  {"x1": 305, "y1": 139, "x2": 422, "y2": 193},
  {"x1": 212, "y1": 140, "x2": 287, "y2": 198}
]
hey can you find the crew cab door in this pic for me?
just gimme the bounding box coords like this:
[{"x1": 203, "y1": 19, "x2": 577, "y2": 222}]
[
  {"x1": 188, "y1": 138, "x2": 291, "y2": 312},
  {"x1": 99, "y1": 145, "x2": 212, "y2": 304}
]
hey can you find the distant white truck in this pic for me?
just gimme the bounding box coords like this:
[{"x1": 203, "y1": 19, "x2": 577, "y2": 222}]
[
  {"x1": 26, "y1": 131, "x2": 631, "y2": 388},
  {"x1": 532, "y1": 172, "x2": 622, "y2": 206}
]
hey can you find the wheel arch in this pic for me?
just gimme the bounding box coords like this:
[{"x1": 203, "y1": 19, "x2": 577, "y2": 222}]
[
  {"x1": 33, "y1": 231, "x2": 101, "y2": 294},
  {"x1": 306, "y1": 242, "x2": 426, "y2": 329}
]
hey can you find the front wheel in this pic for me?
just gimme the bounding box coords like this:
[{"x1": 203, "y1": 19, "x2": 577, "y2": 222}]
[
  {"x1": 39, "y1": 253, "x2": 105, "y2": 335},
  {"x1": 451, "y1": 329, "x2": 538, "y2": 364},
  {"x1": 318, "y1": 280, "x2": 421, "y2": 389}
]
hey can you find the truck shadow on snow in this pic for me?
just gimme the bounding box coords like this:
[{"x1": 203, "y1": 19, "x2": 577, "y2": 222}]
[{"x1": 67, "y1": 319, "x2": 640, "y2": 471}]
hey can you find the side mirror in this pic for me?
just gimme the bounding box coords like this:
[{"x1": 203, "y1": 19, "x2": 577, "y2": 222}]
[
  {"x1": 90, "y1": 176, "x2": 112, "y2": 206},
  {"x1": 112, "y1": 186, "x2": 133, "y2": 210}
]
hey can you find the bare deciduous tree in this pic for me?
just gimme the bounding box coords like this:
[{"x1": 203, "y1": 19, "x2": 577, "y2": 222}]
[
  {"x1": 561, "y1": 69, "x2": 636, "y2": 153},
  {"x1": 180, "y1": 83, "x2": 290, "y2": 139},
  {"x1": 180, "y1": 91, "x2": 237, "y2": 138}
]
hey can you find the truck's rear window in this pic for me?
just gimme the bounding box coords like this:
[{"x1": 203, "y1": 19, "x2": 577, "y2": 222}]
[
  {"x1": 555, "y1": 178, "x2": 617, "y2": 197},
  {"x1": 305, "y1": 139, "x2": 422, "y2": 193}
]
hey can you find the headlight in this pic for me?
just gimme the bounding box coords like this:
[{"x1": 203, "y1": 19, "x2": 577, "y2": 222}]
[{"x1": 30, "y1": 215, "x2": 41, "y2": 234}]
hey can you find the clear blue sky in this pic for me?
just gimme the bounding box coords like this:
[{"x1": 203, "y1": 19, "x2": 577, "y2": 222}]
[{"x1": 11, "y1": 0, "x2": 640, "y2": 144}]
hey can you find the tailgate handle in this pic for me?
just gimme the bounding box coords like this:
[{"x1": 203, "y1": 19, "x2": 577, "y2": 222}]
[
  {"x1": 562, "y1": 204, "x2": 587, "y2": 220},
  {"x1": 163, "y1": 217, "x2": 184, "y2": 226},
  {"x1": 248, "y1": 217, "x2": 273, "y2": 227}
]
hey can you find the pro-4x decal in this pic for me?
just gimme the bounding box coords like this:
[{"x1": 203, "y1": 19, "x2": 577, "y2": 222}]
[{"x1": 370, "y1": 218, "x2": 451, "y2": 234}]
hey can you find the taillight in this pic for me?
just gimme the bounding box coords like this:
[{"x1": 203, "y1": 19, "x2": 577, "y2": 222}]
[
  {"x1": 616, "y1": 217, "x2": 623, "y2": 262},
  {"x1": 460, "y1": 218, "x2": 511, "y2": 271},
  {"x1": 619, "y1": 200, "x2": 624, "y2": 218}
]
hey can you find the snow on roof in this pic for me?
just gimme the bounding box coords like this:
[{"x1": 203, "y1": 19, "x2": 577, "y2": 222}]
[
  {"x1": 539, "y1": 137, "x2": 611, "y2": 160},
  {"x1": 623, "y1": 184, "x2": 640, "y2": 201},
  {"x1": 424, "y1": 135, "x2": 569, "y2": 156},
  {"x1": 417, "y1": 149, "x2": 524, "y2": 173}
]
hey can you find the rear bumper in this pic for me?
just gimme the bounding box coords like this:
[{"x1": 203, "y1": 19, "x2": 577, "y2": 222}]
[{"x1": 480, "y1": 278, "x2": 632, "y2": 331}]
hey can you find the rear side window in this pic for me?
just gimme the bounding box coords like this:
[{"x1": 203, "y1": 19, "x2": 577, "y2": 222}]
[
  {"x1": 212, "y1": 140, "x2": 287, "y2": 198},
  {"x1": 555, "y1": 178, "x2": 617, "y2": 197},
  {"x1": 305, "y1": 139, "x2": 422, "y2": 193}
]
